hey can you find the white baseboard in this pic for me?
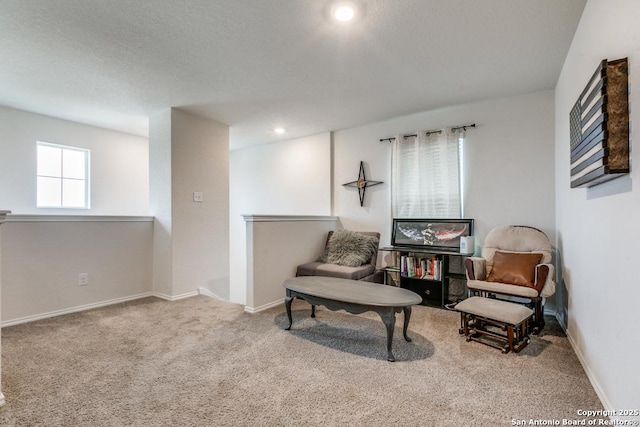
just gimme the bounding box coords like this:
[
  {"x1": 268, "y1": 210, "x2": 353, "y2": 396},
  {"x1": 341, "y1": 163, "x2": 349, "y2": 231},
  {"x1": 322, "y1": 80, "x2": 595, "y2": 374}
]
[
  {"x1": 198, "y1": 287, "x2": 225, "y2": 301},
  {"x1": 244, "y1": 299, "x2": 283, "y2": 314},
  {"x1": 153, "y1": 290, "x2": 199, "y2": 301},
  {"x1": 551, "y1": 311, "x2": 613, "y2": 413},
  {"x1": 544, "y1": 307, "x2": 559, "y2": 323},
  {"x1": 563, "y1": 323, "x2": 613, "y2": 412},
  {"x1": 1, "y1": 292, "x2": 154, "y2": 327},
  {"x1": 548, "y1": 308, "x2": 566, "y2": 331}
]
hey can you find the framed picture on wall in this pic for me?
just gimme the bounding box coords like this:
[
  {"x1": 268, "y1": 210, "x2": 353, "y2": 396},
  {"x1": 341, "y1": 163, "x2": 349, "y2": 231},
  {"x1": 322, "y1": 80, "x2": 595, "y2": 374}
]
[{"x1": 391, "y1": 218, "x2": 474, "y2": 251}]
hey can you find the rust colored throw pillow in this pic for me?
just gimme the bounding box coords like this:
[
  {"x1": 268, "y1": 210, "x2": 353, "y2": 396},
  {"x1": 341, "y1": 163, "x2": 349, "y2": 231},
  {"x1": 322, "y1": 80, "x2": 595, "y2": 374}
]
[{"x1": 486, "y1": 251, "x2": 543, "y2": 288}]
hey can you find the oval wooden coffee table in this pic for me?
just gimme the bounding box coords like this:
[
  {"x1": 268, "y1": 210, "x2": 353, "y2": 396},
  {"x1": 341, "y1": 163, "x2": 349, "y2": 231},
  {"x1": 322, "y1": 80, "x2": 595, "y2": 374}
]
[{"x1": 283, "y1": 276, "x2": 422, "y2": 361}]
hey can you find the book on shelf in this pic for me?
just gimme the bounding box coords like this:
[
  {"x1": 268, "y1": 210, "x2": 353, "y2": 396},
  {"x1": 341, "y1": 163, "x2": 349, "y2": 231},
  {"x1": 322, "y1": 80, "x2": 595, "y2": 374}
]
[
  {"x1": 406, "y1": 256, "x2": 416, "y2": 278},
  {"x1": 400, "y1": 255, "x2": 442, "y2": 280}
]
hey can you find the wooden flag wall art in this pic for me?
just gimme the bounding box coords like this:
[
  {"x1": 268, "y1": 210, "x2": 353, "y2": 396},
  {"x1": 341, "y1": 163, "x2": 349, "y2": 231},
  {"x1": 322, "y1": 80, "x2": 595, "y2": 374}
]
[{"x1": 569, "y1": 58, "x2": 630, "y2": 188}]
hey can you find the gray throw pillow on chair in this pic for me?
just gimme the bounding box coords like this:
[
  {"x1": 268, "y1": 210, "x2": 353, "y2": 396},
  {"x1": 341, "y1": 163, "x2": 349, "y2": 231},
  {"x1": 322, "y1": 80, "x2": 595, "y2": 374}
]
[{"x1": 318, "y1": 230, "x2": 378, "y2": 267}]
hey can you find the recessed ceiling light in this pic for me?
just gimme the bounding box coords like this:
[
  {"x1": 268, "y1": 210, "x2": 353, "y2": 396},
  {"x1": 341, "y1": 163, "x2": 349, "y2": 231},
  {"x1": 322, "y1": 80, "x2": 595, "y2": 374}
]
[
  {"x1": 333, "y1": 5, "x2": 355, "y2": 22},
  {"x1": 274, "y1": 127, "x2": 285, "y2": 134}
]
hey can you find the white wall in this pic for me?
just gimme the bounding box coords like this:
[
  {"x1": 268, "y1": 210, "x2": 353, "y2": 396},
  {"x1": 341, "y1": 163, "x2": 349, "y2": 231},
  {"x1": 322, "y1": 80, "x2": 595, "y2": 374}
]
[
  {"x1": 230, "y1": 94, "x2": 556, "y2": 307},
  {"x1": 229, "y1": 133, "x2": 332, "y2": 304},
  {"x1": 1, "y1": 217, "x2": 153, "y2": 324},
  {"x1": 555, "y1": 0, "x2": 640, "y2": 412},
  {"x1": 333, "y1": 91, "x2": 557, "y2": 258},
  {"x1": 149, "y1": 109, "x2": 173, "y2": 297},
  {"x1": 149, "y1": 109, "x2": 230, "y2": 299},
  {"x1": 171, "y1": 109, "x2": 230, "y2": 298},
  {"x1": 244, "y1": 215, "x2": 338, "y2": 312},
  {"x1": 0, "y1": 106, "x2": 149, "y2": 215}
]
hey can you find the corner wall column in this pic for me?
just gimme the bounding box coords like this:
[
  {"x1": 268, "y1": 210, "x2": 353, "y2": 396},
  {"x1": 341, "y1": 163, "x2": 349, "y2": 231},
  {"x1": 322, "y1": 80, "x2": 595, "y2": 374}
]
[
  {"x1": 0, "y1": 210, "x2": 12, "y2": 406},
  {"x1": 149, "y1": 109, "x2": 230, "y2": 299}
]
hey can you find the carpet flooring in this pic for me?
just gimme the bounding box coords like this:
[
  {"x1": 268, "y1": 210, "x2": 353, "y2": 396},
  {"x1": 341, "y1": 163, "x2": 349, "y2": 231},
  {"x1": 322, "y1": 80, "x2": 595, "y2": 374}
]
[{"x1": 0, "y1": 296, "x2": 603, "y2": 426}]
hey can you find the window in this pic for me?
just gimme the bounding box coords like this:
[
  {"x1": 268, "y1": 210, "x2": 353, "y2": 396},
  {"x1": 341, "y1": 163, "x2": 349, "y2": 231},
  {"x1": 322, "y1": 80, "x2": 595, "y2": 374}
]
[
  {"x1": 37, "y1": 142, "x2": 90, "y2": 209},
  {"x1": 391, "y1": 129, "x2": 463, "y2": 218}
]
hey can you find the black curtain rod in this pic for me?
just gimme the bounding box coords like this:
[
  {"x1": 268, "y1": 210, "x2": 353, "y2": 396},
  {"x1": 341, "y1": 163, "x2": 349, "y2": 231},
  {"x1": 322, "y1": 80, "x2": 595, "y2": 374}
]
[
  {"x1": 451, "y1": 123, "x2": 476, "y2": 132},
  {"x1": 380, "y1": 123, "x2": 476, "y2": 142}
]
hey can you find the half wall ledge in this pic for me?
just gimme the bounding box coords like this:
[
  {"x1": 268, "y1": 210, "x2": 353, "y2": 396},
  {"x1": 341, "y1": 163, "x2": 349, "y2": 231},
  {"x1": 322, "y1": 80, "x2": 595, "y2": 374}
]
[
  {"x1": 243, "y1": 214, "x2": 340, "y2": 313},
  {"x1": 242, "y1": 214, "x2": 338, "y2": 222},
  {"x1": 6, "y1": 215, "x2": 154, "y2": 222}
]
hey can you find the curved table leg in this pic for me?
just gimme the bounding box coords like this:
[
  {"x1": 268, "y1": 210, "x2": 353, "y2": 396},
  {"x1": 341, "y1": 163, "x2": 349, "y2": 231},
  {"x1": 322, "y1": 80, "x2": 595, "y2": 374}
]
[
  {"x1": 402, "y1": 306, "x2": 413, "y2": 342},
  {"x1": 284, "y1": 296, "x2": 294, "y2": 330},
  {"x1": 378, "y1": 309, "x2": 396, "y2": 362},
  {"x1": 311, "y1": 305, "x2": 316, "y2": 318}
]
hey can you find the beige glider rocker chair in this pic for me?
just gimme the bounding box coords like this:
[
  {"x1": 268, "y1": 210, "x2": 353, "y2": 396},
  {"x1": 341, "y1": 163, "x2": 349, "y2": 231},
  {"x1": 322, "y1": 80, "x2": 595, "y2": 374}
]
[{"x1": 464, "y1": 225, "x2": 555, "y2": 334}]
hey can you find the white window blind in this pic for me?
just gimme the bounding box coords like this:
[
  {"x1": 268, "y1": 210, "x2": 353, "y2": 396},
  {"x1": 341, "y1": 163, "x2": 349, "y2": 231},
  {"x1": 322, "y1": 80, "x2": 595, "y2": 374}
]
[{"x1": 391, "y1": 129, "x2": 463, "y2": 218}]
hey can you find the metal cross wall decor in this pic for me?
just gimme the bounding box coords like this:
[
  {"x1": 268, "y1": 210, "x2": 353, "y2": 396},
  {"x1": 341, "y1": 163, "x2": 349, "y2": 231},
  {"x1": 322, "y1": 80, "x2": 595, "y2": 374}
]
[{"x1": 342, "y1": 161, "x2": 383, "y2": 206}]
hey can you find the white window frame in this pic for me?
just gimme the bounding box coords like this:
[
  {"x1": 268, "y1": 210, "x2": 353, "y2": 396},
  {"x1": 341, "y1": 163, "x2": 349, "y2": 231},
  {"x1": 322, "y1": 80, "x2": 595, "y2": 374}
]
[{"x1": 36, "y1": 141, "x2": 90, "y2": 209}]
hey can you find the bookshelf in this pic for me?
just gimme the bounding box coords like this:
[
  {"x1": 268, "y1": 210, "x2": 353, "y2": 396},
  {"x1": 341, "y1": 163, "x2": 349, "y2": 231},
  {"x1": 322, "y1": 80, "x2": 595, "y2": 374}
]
[{"x1": 381, "y1": 246, "x2": 471, "y2": 308}]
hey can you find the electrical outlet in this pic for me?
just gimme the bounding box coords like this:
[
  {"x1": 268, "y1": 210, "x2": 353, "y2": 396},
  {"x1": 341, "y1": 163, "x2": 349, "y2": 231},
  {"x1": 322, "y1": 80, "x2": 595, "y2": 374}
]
[
  {"x1": 193, "y1": 192, "x2": 203, "y2": 202},
  {"x1": 78, "y1": 273, "x2": 89, "y2": 286}
]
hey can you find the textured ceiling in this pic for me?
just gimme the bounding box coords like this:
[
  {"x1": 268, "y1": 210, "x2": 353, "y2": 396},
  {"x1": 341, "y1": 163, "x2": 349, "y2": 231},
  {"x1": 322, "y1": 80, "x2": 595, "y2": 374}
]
[{"x1": 0, "y1": 0, "x2": 586, "y2": 150}]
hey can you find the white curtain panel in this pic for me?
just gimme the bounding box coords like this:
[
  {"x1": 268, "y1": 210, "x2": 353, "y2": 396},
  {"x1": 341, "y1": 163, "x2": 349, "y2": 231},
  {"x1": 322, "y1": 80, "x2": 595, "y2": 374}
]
[{"x1": 391, "y1": 128, "x2": 462, "y2": 218}]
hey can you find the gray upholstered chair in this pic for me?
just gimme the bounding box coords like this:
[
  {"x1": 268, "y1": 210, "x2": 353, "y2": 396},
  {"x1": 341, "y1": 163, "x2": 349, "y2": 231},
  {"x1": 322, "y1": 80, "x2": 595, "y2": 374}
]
[
  {"x1": 296, "y1": 230, "x2": 381, "y2": 282},
  {"x1": 464, "y1": 225, "x2": 555, "y2": 334}
]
